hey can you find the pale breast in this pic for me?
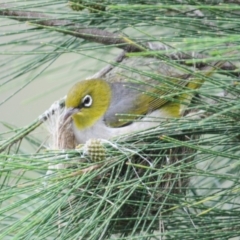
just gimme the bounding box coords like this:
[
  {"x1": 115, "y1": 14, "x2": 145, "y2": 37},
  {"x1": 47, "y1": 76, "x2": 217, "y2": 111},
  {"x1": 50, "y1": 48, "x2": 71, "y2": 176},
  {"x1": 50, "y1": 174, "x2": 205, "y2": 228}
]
[{"x1": 72, "y1": 109, "x2": 173, "y2": 144}]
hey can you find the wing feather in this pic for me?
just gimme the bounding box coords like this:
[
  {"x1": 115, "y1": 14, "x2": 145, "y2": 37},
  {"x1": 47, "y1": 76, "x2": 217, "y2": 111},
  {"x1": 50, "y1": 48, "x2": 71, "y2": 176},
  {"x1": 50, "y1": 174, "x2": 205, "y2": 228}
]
[{"x1": 104, "y1": 78, "x2": 190, "y2": 127}]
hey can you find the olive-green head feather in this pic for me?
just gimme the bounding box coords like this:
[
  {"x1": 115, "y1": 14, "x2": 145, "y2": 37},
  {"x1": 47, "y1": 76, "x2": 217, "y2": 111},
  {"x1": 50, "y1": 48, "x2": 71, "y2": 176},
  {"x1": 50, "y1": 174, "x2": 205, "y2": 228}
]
[{"x1": 65, "y1": 79, "x2": 111, "y2": 130}]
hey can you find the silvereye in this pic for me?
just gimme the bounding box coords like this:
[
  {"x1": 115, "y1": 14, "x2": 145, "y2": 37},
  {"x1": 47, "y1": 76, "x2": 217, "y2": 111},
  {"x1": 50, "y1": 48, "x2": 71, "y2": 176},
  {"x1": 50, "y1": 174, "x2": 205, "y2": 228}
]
[{"x1": 64, "y1": 57, "x2": 219, "y2": 144}]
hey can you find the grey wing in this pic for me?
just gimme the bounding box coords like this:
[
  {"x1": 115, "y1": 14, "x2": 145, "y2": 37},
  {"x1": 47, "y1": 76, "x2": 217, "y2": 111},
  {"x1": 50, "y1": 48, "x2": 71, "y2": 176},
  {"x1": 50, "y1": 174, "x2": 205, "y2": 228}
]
[{"x1": 103, "y1": 82, "x2": 144, "y2": 127}]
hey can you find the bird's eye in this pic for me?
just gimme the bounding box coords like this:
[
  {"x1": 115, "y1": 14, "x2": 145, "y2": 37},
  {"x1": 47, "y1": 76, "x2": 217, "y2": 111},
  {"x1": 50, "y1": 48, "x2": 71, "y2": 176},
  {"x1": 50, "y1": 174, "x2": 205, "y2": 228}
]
[{"x1": 82, "y1": 95, "x2": 92, "y2": 108}]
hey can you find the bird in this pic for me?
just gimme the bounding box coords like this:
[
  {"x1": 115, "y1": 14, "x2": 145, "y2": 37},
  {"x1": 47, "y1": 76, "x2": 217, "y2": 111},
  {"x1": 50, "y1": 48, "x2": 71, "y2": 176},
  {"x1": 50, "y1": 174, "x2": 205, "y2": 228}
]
[{"x1": 64, "y1": 59, "x2": 222, "y2": 144}]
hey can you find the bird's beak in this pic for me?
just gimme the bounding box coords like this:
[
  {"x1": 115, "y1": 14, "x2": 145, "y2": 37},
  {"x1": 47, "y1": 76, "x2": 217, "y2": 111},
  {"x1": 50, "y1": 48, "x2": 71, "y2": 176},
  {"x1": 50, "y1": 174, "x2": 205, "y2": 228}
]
[{"x1": 63, "y1": 107, "x2": 79, "y2": 121}]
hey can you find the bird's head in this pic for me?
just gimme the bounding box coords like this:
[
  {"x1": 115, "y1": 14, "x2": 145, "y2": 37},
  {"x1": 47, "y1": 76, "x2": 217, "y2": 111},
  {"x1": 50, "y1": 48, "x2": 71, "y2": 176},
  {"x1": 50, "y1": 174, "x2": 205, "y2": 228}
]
[{"x1": 65, "y1": 79, "x2": 111, "y2": 130}]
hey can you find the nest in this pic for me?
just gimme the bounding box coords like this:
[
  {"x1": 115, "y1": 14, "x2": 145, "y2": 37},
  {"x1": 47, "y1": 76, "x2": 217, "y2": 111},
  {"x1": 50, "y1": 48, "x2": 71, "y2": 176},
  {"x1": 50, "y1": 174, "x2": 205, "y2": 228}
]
[{"x1": 45, "y1": 108, "x2": 199, "y2": 236}]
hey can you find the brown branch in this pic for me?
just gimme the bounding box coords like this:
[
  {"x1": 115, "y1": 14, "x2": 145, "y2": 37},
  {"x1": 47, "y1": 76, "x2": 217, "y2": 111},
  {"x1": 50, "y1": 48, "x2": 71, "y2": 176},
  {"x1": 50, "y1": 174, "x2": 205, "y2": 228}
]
[
  {"x1": 88, "y1": 51, "x2": 126, "y2": 79},
  {"x1": 0, "y1": 4, "x2": 144, "y2": 52},
  {"x1": 0, "y1": 4, "x2": 238, "y2": 73}
]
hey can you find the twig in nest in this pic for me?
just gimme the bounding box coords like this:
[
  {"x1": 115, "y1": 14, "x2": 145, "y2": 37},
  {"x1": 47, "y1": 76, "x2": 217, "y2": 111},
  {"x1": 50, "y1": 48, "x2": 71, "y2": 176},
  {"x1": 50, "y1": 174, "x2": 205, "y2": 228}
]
[{"x1": 60, "y1": 164, "x2": 101, "y2": 179}]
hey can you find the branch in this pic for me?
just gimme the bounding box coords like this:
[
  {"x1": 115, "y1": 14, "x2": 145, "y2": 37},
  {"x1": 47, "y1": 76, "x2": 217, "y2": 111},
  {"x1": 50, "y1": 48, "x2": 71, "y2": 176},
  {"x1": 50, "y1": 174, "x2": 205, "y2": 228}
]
[
  {"x1": 0, "y1": 3, "x2": 238, "y2": 73},
  {"x1": 0, "y1": 4, "x2": 144, "y2": 52}
]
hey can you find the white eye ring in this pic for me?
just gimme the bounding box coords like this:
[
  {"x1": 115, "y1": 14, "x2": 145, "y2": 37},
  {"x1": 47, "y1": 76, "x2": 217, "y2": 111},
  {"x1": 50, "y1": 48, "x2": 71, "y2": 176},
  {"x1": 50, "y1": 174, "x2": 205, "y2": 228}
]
[{"x1": 82, "y1": 94, "x2": 92, "y2": 107}]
